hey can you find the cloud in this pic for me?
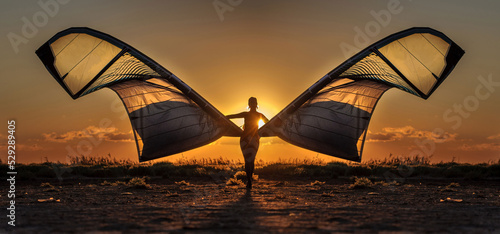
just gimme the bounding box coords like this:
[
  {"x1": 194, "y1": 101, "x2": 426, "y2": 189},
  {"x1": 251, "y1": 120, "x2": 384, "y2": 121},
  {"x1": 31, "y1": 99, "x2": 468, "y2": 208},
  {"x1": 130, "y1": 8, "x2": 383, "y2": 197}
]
[
  {"x1": 43, "y1": 126, "x2": 134, "y2": 143},
  {"x1": 365, "y1": 131, "x2": 402, "y2": 142},
  {"x1": 487, "y1": 133, "x2": 500, "y2": 140},
  {"x1": 382, "y1": 126, "x2": 415, "y2": 135},
  {"x1": 460, "y1": 143, "x2": 500, "y2": 151},
  {"x1": 366, "y1": 126, "x2": 457, "y2": 143},
  {"x1": 103, "y1": 131, "x2": 135, "y2": 142}
]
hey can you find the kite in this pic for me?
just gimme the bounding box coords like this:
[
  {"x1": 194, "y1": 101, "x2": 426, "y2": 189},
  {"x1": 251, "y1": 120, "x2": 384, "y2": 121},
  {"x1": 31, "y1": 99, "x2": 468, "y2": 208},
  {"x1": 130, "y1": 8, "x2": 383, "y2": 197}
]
[{"x1": 36, "y1": 27, "x2": 464, "y2": 162}]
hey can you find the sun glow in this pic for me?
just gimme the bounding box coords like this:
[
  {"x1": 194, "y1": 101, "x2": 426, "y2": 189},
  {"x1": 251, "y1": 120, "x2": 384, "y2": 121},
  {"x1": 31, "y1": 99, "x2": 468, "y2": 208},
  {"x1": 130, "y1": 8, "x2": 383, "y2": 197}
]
[{"x1": 258, "y1": 119, "x2": 265, "y2": 128}]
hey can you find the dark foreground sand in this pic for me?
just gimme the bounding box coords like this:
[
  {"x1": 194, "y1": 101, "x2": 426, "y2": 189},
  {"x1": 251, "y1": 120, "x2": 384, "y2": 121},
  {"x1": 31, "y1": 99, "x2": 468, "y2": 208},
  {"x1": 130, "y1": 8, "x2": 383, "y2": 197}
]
[{"x1": 3, "y1": 178, "x2": 500, "y2": 233}]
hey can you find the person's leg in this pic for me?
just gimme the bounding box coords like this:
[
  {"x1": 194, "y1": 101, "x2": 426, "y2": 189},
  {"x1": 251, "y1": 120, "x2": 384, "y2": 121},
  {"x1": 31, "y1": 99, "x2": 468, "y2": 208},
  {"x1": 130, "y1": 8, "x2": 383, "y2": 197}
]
[
  {"x1": 245, "y1": 160, "x2": 254, "y2": 188},
  {"x1": 240, "y1": 136, "x2": 259, "y2": 189}
]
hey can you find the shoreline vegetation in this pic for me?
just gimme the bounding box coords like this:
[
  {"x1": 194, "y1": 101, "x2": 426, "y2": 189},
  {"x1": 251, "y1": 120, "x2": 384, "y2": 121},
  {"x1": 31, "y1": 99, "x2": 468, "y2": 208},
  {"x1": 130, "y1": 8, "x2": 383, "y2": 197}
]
[{"x1": 1, "y1": 155, "x2": 499, "y2": 181}]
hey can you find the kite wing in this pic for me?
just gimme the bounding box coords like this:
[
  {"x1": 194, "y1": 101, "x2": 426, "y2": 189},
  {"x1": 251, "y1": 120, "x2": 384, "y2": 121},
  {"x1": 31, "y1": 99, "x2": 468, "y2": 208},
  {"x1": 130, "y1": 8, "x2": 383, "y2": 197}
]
[
  {"x1": 259, "y1": 27, "x2": 464, "y2": 162},
  {"x1": 36, "y1": 27, "x2": 242, "y2": 162}
]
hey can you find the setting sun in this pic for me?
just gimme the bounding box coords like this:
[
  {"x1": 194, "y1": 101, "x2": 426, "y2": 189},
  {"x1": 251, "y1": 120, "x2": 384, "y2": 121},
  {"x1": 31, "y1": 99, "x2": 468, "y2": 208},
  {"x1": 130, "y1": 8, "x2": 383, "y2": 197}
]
[{"x1": 258, "y1": 119, "x2": 265, "y2": 128}]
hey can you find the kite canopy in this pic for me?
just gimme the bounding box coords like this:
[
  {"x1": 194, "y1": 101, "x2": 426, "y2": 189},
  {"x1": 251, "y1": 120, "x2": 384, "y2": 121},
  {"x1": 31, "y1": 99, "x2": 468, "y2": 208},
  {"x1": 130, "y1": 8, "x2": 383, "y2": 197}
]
[
  {"x1": 37, "y1": 27, "x2": 464, "y2": 162},
  {"x1": 259, "y1": 27, "x2": 464, "y2": 162},
  {"x1": 36, "y1": 27, "x2": 242, "y2": 161}
]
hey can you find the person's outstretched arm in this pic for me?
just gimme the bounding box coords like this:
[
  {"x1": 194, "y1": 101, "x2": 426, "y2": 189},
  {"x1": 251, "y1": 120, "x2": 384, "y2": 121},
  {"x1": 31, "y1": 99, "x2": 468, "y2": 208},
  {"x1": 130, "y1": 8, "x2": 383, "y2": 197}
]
[{"x1": 226, "y1": 112, "x2": 246, "y2": 119}]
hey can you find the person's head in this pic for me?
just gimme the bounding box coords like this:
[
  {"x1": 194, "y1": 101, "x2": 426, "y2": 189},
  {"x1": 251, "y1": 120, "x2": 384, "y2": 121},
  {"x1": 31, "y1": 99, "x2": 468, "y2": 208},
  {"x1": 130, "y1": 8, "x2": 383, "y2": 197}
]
[{"x1": 248, "y1": 97, "x2": 258, "y2": 109}]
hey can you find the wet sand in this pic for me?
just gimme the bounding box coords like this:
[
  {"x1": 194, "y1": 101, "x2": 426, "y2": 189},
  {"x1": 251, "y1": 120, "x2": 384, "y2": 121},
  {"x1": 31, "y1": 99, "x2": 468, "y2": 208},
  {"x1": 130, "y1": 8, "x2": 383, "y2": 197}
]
[{"x1": 4, "y1": 178, "x2": 500, "y2": 233}]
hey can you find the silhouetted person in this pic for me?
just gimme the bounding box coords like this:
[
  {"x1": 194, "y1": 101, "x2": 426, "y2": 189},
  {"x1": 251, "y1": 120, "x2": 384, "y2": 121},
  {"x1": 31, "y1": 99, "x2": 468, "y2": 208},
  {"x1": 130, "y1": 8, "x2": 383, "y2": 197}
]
[{"x1": 227, "y1": 97, "x2": 269, "y2": 189}]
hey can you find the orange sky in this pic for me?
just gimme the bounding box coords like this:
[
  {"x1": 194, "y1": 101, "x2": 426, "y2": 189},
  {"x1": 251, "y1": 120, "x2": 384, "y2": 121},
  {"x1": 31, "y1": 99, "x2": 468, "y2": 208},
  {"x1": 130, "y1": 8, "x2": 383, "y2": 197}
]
[{"x1": 1, "y1": 1, "x2": 499, "y2": 164}]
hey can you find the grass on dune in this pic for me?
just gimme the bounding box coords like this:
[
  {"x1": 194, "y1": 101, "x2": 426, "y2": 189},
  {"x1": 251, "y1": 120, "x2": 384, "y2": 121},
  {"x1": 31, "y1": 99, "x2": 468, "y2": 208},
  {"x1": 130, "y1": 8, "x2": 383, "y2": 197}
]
[{"x1": 1, "y1": 155, "x2": 499, "y2": 181}]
